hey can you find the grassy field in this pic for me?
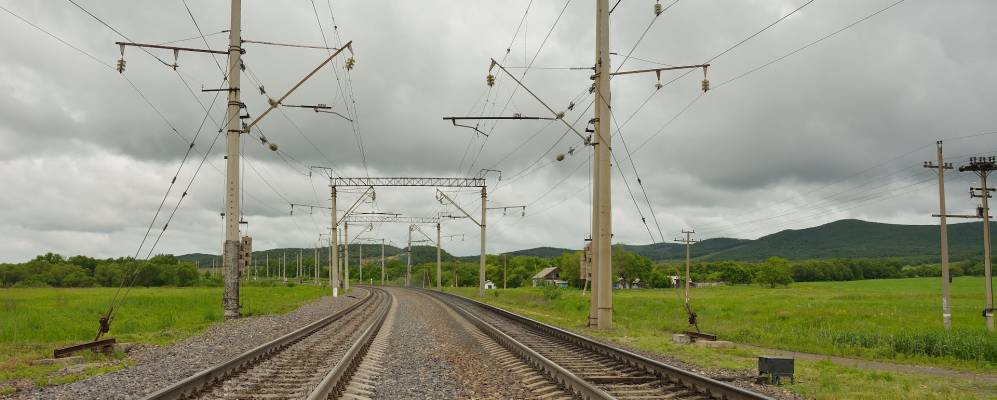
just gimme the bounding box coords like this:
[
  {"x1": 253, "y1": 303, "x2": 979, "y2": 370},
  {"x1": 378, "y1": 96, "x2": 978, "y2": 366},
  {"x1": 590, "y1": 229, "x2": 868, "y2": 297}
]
[
  {"x1": 0, "y1": 284, "x2": 328, "y2": 392},
  {"x1": 451, "y1": 277, "x2": 997, "y2": 400}
]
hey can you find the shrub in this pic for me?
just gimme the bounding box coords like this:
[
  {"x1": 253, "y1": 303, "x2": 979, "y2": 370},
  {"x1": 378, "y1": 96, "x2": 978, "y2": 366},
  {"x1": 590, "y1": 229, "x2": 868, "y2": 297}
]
[{"x1": 541, "y1": 284, "x2": 562, "y2": 300}]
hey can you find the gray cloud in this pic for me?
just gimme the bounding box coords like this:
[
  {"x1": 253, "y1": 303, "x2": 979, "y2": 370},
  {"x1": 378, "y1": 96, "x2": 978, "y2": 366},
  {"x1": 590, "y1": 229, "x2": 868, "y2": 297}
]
[{"x1": 0, "y1": 0, "x2": 995, "y2": 262}]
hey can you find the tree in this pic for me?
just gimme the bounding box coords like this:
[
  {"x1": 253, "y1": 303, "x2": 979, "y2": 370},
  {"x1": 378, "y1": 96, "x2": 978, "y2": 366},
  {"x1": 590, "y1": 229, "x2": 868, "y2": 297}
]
[
  {"x1": 612, "y1": 246, "x2": 652, "y2": 287},
  {"x1": 754, "y1": 257, "x2": 793, "y2": 288}
]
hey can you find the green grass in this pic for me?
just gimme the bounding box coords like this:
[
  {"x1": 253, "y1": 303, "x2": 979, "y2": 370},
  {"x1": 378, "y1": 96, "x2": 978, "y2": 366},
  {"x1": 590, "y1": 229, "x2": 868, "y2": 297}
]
[
  {"x1": 451, "y1": 277, "x2": 997, "y2": 400},
  {"x1": 0, "y1": 285, "x2": 328, "y2": 392}
]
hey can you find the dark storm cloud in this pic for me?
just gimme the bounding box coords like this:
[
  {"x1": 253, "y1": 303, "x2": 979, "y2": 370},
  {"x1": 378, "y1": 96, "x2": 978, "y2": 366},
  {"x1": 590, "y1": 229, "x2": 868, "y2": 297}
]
[{"x1": 0, "y1": 0, "x2": 995, "y2": 261}]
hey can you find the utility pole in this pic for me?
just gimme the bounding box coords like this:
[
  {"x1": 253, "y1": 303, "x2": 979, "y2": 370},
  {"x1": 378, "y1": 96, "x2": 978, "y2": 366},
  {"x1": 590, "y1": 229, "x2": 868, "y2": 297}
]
[
  {"x1": 314, "y1": 245, "x2": 319, "y2": 285},
  {"x1": 407, "y1": 225, "x2": 413, "y2": 286},
  {"x1": 503, "y1": 254, "x2": 507, "y2": 289},
  {"x1": 344, "y1": 222, "x2": 350, "y2": 291},
  {"x1": 381, "y1": 238, "x2": 385, "y2": 285},
  {"x1": 960, "y1": 156, "x2": 997, "y2": 332},
  {"x1": 675, "y1": 230, "x2": 697, "y2": 306},
  {"x1": 359, "y1": 241, "x2": 363, "y2": 285},
  {"x1": 220, "y1": 0, "x2": 244, "y2": 320},
  {"x1": 437, "y1": 223, "x2": 442, "y2": 291},
  {"x1": 282, "y1": 251, "x2": 286, "y2": 282},
  {"x1": 330, "y1": 186, "x2": 339, "y2": 296},
  {"x1": 480, "y1": 187, "x2": 487, "y2": 297},
  {"x1": 298, "y1": 249, "x2": 302, "y2": 283},
  {"x1": 592, "y1": 0, "x2": 613, "y2": 329},
  {"x1": 266, "y1": 253, "x2": 269, "y2": 278},
  {"x1": 925, "y1": 141, "x2": 954, "y2": 330}
]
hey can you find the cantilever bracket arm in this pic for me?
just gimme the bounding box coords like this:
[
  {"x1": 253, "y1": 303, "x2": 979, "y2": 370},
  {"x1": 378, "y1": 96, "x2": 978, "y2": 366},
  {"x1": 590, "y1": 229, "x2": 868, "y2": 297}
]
[
  {"x1": 443, "y1": 118, "x2": 488, "y2": 136},
  {"x1": 436, "y1": 189, "x2": 481, "y2": 227},
  {"x1": 244, "y1": 41, "x2": 353, "y2": 132},
  {"x1": 609, "y1": 63, "x2": 710, "y2": 76},
  {"x1": 412, "y1": 225, "x2": 438, "y2": 246},
  {"x1": 488, "y1": 59, "x2": 588, "y2": 143},
  {"x1": 338, "y1": 185, "x2": 374, "y2": 226}
]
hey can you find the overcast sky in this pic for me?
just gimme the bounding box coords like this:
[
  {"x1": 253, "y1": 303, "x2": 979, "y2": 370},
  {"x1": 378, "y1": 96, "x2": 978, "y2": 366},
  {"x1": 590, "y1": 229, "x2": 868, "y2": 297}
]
[{"x1": 0, "y1": 0, "x2": 995, "y2": 262}]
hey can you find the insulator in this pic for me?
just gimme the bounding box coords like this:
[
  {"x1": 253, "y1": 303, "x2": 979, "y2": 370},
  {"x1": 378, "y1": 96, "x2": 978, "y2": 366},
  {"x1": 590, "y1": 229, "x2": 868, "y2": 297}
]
[
  {"x1": 556, "y1": 153, "x2": 566, "y2": 162},
  {"x1": 486, "y1": 74, "x2": 496, "y2": 87},
  {"x1": 345, "y1": 57, "x2": 356, "y2": 70},
  {"x1": 655, "y1": 0, "x2": 663, "y2": 15},
  {"x1": 567, "y1": 101, "x2": 576, "y2": 111},
  {"x1": 267, "y1": 97, "x2": 279, "y2": 107},
  {"x1": 588, "y1": 84, "x2": 595, "y2": 94},
  {"x1": 556, "y1": 111, "x2": 566, "y2": 119},
  {"x1": 269, "y1": 143, "x2": 279, "y2": 152},
  {"x1": 116, "y1": 58, "x2": 126, "y2": 73},
  {"x1": 701, "y1": 79, "x2": 710, "y2": 92},
  {"x1": 655, "y1": 82, "x2": 663, "y2": 90}
]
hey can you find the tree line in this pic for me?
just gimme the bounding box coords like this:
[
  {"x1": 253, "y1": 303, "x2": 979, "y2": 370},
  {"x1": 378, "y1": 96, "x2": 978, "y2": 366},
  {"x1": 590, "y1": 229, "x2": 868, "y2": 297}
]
[{"x1": 2, "y1": 247, "x2": 989, "y2": 289}]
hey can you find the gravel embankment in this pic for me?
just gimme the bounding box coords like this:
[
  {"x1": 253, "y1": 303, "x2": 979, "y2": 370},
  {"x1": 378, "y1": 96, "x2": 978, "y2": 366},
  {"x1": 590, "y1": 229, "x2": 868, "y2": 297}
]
[
  {"x1": 373, "y1": 288, "x2": 535, "y2": 399},
  {"x1": 17, "y1": 289, "x2": 365, "y2": 400}
]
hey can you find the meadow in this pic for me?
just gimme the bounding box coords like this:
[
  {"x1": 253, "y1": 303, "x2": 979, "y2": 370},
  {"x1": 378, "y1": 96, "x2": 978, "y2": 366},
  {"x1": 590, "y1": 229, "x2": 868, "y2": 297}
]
[
  {"x1": 452, "y1": 277, "x2": 997, "y2": 400},
  {"x1": 0, "y1": 284, "x2": 328, "y2": 392}
]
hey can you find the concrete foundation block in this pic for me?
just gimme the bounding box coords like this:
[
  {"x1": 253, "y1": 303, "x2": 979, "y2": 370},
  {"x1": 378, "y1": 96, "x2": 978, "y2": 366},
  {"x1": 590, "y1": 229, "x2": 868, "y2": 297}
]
[
  {"x1": 693, "y1": 340, "x2": 735, "y2": 348},
  {"x1": 30, "y1": 356, "x2": 84, "y2": 366},
  {"x1": 672, "y1": 334, "x2": 691, "y2": 344}
]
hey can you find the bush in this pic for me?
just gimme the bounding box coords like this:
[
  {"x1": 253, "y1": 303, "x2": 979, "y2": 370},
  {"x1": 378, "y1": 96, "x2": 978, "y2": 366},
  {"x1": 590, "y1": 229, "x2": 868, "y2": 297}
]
[{"x1": 541, "y1": 284, "x2": 562, "y2": 300}]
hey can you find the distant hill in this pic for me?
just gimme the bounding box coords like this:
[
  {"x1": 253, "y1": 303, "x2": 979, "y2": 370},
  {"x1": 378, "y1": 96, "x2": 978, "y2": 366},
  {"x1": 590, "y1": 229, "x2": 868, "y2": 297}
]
[
  {"x1": 177, "y1": 244, "x2": 455, "y2": 267},
  {"x1": 696, "y1": 219, "x2": 992, "y2": 262},
  {"x1": 178, "y1": 219, "x2": 995, "y2": 265},
  {"x1": 503, "y1": 246, "x2": 576, "y2": 258}
]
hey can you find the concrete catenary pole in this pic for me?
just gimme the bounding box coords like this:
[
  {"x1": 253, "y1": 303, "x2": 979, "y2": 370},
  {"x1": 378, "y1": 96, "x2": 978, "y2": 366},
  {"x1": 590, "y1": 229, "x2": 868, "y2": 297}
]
[
  {"x1": 330, "y1": 185, "x2": 339, "y2": 296},
  {"x1": 925, "y1": 141, "x2": 953, "y2": 330},
  {"x1": 479, "y1": 187, "x2": 487, "y2": 297},
  {"x1": 359, "y1": 241, "x2": 363, "y2": 285},
  {"x1": 407, "y1": 225, "x2": 413, "y2": 286},
  {"x1": 344, "y1": 222, "x2": 350, "y2": 291},
  {"x1": 221, "y1": 0, "x2": 244, "y2": 320},
  {"x1": 380, "y1": 238, "x2": 386, "y2": 285},
  {"x1": 314, "y1": 245, "x2": 319, "y2": 285},
  {"x1": 503, "y1": 254, "x2": 507, "y2": 289},
  {"x1": 298, "y1": 249, "x2": 302, "y2": 283},
  {"x1": 593, "y1": 0, "x2": 613, "y2": 329},
  {"x1": 282, "y1": 251, "x2": 286, "y2": 282},
  {"x1": 437, "y1": 223, "x2": 442, "y2": 290}
]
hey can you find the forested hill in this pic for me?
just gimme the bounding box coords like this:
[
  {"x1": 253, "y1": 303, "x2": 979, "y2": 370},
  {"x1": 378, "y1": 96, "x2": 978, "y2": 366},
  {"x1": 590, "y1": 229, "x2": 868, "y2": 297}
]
[
  {"x1": 178, "y1": 244, "x2": 457, "y2": 267},
  {"x1": 179, "y1": 219, "x2": 996, "y2": 264},
  {"x1": 697, "y1": 219, "x2": 993, "y2": 262},
  {"x1": 493, "y1": 219, "x2": 994, "y2": 262}
]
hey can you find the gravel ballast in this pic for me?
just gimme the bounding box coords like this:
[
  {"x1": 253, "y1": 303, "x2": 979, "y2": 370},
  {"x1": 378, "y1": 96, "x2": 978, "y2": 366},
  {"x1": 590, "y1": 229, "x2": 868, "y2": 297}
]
[
  {"x1": 17, "y1": 289, "x2": 365, "y2": 400},
  {"x1": 372, "y1": 287, "x2": 536, "y2": 399}
]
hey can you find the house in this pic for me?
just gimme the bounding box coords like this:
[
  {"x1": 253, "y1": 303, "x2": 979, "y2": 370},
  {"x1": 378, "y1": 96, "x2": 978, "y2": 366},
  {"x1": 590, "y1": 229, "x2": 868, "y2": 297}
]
[
  {"x1": 532, "y1": 267, "x2": 568, "y2": 288},
  {"x1": 484, "y1": 280, "x2": 497, "y2": 290}
]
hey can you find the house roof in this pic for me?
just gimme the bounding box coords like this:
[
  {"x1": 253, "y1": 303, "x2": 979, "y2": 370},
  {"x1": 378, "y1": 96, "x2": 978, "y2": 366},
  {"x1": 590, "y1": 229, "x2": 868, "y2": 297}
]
[{"x1": 532, "y1": 267, "x2": 559, "y2": 280}]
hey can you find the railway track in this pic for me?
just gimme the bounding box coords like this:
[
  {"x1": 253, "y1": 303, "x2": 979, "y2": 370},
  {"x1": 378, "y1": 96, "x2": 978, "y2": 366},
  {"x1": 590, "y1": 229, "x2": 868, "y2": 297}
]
[
  {"x1": 142, "y1": 287, "x2": 392, "y2": 400},
  {"x1": 428, "y1": 289, "x2": 772, "y2": 400}
]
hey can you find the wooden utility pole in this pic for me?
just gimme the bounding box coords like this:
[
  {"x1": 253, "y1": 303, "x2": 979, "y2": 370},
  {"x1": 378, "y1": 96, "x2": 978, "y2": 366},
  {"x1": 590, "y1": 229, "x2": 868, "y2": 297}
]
[
  {"x1": 297, "y1": 249, "x2": 302, "y2": 283},
  {"x1": 675, "y1": 230, "x2": 697, "y2": 305},
  {"x1": 592, "y1": 0, "x2": 613, "y2": 329},
  {"x1": 925, "y1": 141, "x2": 954, "y2": 330},
  {"x1": 359, "y1": 241, "x2": 363, "y2": 285},
  {"x1": 381, "y1": 238, "x2": 386, "y2": 285},
  {"x1": 282, "y1": 251, "x2": 286, "y2": 282},
  {"x1": 961, "y1": 157, "x2": 997, "y2": 332},
  {"x1": 503, "y1": 254, "x2": 507, "y2": 289}
]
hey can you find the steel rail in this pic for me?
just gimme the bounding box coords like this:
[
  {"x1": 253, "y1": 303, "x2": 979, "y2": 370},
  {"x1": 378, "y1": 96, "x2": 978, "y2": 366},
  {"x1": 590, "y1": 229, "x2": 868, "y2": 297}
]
[
  {"x1": 140, "y1": 288, "x2": 375, "y2": 400},
  {"x1": 432, "y1": 290, "x2": 772, "y2": 400},
  {"x1": 307, "y1": 286, "x2": 392, "y2": 400},
  {"x1": 424, "y1": 289, "x2": 611, "y2": 400}
]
